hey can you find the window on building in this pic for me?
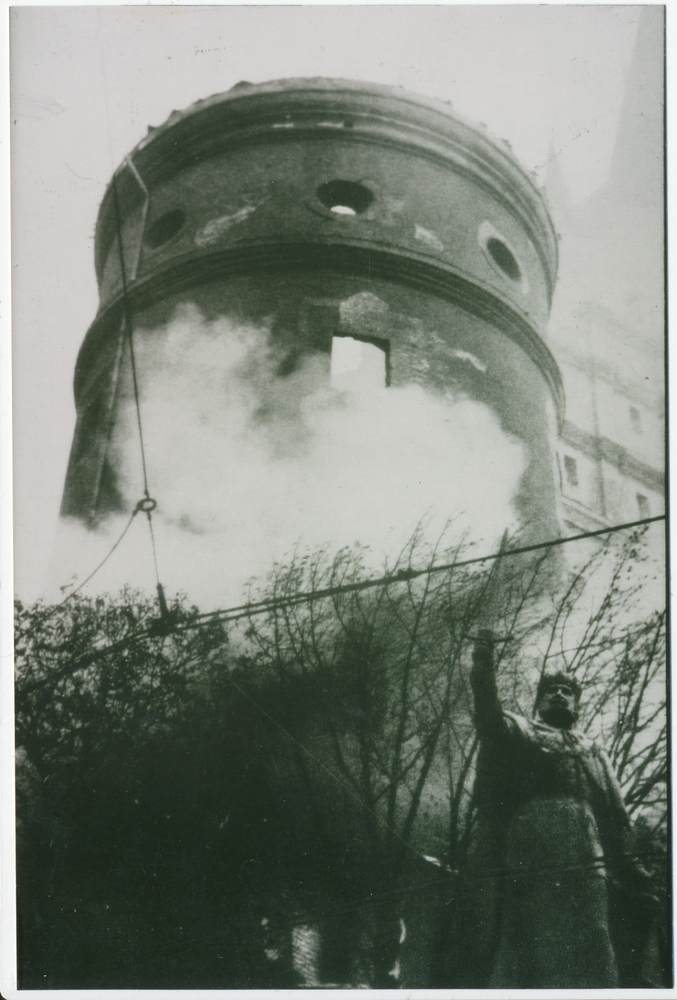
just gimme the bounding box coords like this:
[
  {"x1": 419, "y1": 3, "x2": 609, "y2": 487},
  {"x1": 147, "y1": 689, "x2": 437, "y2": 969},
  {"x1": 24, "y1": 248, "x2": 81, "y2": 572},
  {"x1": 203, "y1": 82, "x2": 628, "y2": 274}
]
[
  {"x1": 563, "y1": 455, "x2": 579, "y2": 488},
  {"x1": 629, "y1": 406, "x2": 642, "y2": 433},
  {"x1": 330, "y1": 336, "x2": 388, "y2": 390},
  {"x1": 636, "y1": 493, "x2": 650, "y2": 519}
]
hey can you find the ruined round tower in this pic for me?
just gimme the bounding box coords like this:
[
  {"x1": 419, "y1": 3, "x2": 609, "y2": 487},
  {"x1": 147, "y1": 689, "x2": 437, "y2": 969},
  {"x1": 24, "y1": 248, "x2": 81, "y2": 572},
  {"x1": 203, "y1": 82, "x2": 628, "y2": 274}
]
[{"x1": 61, "y1": 77, "x2": 561, "y2": 551}]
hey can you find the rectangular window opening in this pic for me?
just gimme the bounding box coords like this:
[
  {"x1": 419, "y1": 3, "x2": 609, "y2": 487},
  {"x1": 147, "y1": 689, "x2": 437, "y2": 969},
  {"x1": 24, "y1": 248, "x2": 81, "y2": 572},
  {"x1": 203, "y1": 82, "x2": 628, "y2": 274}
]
[
  {"x1": 330, "y1": 335, "x2": 389, "y2": 390},
  {"x1": 563, "y1": 454, "x2": 579, "y2": 488},
  {"x1": 636, "y1": 493, "x2": 650, "y2": 519},
  {"x1": 629, "y1": 405, "x2": 642, "y2": 434}
]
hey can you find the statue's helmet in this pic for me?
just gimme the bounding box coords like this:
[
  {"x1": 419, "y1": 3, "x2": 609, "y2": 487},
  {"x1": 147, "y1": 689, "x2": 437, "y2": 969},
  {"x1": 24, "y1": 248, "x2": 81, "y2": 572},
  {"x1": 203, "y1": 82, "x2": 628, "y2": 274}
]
[{"x1": 533, "y1": 669, "x2": 582, "y2": 714}]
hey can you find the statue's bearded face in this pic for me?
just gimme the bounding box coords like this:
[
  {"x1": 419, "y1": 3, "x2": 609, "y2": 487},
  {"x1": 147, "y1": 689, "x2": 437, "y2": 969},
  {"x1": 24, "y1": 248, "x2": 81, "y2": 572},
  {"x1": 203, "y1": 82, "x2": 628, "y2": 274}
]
[{"x1": 536, "y1": 680, "x2": 578, "y2": 729}]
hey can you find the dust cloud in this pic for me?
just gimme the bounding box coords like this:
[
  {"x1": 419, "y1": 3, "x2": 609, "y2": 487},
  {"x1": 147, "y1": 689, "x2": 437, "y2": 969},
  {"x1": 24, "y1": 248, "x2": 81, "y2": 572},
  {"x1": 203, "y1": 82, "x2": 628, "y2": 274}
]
[{"x1": 47, "y1": 303, "x2": 527, "y2": 610}]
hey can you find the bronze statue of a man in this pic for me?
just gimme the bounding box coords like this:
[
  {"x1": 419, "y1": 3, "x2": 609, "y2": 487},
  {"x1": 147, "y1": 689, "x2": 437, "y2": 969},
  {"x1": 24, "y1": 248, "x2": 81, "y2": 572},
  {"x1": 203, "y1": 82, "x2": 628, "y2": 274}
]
[{"x1": 468, "y1": 630, "x2": 653, "y2": 988}]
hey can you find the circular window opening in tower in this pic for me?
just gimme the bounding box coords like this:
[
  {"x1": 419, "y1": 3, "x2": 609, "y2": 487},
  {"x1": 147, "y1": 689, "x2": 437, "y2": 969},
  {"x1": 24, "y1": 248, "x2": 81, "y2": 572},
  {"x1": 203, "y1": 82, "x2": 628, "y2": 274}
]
[
  {"x1": 486, "y1": 237, "x2": 521, "y2": 282},
  {"x1": 145, "y1": 209, "x2": 186, "y2": 249},
  {"x1": 317, "y1": 181, "x2": 374, "y2": 216}
]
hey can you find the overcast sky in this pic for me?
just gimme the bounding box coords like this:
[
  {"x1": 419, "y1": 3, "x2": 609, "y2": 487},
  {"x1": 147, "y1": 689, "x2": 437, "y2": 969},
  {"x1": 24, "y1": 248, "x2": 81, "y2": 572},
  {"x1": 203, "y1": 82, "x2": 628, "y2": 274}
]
[{"x1": 8, "y1": 4, "x2": 656, "y2": 601}]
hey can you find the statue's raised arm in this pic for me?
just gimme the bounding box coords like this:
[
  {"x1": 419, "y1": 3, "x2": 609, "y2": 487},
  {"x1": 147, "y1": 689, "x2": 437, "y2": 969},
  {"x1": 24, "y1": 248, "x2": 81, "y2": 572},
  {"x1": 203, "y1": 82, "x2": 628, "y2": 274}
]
[{"x1": 470, "y1": 629, "x2": 509, "y2": 741}]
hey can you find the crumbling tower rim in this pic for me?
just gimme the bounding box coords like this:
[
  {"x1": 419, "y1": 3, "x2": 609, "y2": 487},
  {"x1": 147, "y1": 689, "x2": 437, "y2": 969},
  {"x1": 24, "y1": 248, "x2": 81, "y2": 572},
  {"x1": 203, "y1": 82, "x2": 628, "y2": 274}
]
[{"x1": 94, "y1": 77, "x2": 558, "y2": 297}]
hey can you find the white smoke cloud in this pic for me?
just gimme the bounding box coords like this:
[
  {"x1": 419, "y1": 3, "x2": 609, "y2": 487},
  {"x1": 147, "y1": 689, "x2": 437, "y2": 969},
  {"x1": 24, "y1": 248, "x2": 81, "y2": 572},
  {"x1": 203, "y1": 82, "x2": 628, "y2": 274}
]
[{"x1": 47, "y1": 303, "x2": 527, "y2": 610}]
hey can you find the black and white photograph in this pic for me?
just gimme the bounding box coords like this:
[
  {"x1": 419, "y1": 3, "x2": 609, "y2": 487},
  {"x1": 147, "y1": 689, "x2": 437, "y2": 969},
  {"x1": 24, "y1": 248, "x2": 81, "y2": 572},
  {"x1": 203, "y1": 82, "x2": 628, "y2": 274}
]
[{"x1": 5, "y1": 4, "x2": 669, "y2": 993}]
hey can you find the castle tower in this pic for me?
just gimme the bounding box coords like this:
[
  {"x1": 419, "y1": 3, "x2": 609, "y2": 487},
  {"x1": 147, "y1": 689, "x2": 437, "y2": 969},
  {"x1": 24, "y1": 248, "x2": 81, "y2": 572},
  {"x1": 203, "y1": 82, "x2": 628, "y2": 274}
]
[{"x1": 60, "y1": 78, "x2": 562, "y2": 593}]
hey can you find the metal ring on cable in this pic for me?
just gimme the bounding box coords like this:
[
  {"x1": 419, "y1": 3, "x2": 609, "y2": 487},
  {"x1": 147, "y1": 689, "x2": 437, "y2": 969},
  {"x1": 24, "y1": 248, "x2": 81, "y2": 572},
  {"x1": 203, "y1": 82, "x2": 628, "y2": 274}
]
[{"x1": 136, "y1": 496, "x2": 158, "y2": 514}]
